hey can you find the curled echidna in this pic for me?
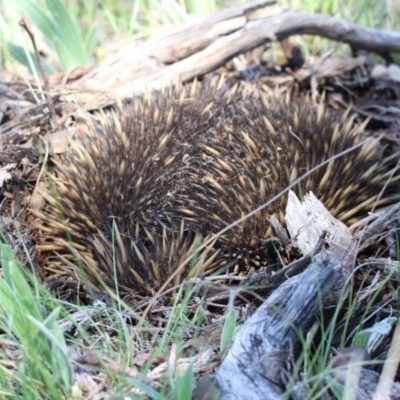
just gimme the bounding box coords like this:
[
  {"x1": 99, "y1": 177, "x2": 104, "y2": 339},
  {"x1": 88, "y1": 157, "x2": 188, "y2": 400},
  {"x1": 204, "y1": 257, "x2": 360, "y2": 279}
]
[{"x1": 33, "y1": 80, "x2": 400, "y2": 294}]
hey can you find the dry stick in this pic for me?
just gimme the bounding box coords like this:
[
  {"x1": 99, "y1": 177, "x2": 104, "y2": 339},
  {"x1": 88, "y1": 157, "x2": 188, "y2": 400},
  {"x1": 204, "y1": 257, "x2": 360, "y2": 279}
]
[
  {"x1": 133, "y1": 138, "x2": 371, "y2": 338},
  {"x1": 161, "y1": 10, "x2": 400, "y2": 84},
  {"x1": 75, "y1": 8, "x2": 400, "y2": 102},
  {"x1": 19, "y1": 18, "x2": 56, "y2": 125},
  {"x1": 76, "y1": 0, "x2": 277, "y2": 84}
]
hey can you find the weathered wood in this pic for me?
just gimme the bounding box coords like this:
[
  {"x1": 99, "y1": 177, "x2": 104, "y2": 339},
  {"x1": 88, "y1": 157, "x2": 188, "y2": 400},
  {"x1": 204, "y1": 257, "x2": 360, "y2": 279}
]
[
  {"x1": 286, "y1": 191, "x2": 356, "y2": 292},
  {"x1": 193, "y1": 194, "x2": 357, "y2": 399},
  {"x1": 240, "y1": 231, "x2": 328, "y2": 297},
  {"x1": 355, "y1": 203, "x2": 400, "y2": 251},
  {"x1": 64, "y1": 3, "x2": 400, "y2": 107},
  {"x1": 71, "y1": 0, "x2": 276, "y2": 88},
  {"x1": 4, "y1": 1, "x2": 400, "y2": 156},
  {"x1": 199, "y1": 252, "x2": 342, "y2": 400}
]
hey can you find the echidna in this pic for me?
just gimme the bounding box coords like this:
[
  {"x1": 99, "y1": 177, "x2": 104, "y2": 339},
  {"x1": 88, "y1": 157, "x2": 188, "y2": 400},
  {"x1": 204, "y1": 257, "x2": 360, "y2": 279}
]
[{"x1": 33, "y1": 80, "x2": 400, "y2": 294}]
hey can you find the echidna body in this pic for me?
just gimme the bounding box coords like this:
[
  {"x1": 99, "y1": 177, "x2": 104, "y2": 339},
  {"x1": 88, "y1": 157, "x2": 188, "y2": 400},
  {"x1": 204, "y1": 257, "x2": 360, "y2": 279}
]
[{"x1": 34, "y1": 82, "x2": 400, "y2": 294}]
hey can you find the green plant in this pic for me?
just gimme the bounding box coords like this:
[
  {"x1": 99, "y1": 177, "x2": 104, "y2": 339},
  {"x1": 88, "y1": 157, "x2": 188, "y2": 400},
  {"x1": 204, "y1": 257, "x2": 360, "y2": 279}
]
[
  {"x1": 14, "y1": 0, "x2": 94, "y2": 68},
  {"x1": 0, "y1": 242, "x2": 72, "y2": 398}
]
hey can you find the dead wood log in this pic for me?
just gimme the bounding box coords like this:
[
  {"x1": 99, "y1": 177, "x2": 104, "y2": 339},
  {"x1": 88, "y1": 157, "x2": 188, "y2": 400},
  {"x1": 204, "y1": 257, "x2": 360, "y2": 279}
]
[
  {"x1": 63, "y1": 2, "x2": 400, "y2": 108},
  {"x1": 193, "y1": 193, "x2": 356, "y2": 399},
  {"x1": 285, "y1": 191, "x2": 357, "y2": 305},
  {"x1": 194, "y1": 252, "x2": 342, "y2": 400},
  {"x1": 3, "y1": 1, "x2": 400, "y2": 154}
]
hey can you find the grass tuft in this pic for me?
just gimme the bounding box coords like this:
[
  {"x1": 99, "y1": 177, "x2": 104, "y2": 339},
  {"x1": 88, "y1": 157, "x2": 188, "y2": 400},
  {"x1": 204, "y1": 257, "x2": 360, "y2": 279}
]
[{"x1": 0, "y1": 242, "x2": 72, "y2": 399}]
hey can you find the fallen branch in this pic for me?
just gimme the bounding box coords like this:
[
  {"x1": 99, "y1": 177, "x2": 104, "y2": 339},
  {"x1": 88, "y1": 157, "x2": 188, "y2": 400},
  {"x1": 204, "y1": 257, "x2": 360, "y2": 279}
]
[
  {"x1": 64, "y1": 3, "x2": 400, "y2": 107},
  {"x1": 193, "y1": 193, "x2": 357, "y2": 399},
  {"x1": 194, "y1": 252, "x2": 342, "y2": 400},
  {"x1": 3, "y1": 1, "x2": 400, "y2": 159}
]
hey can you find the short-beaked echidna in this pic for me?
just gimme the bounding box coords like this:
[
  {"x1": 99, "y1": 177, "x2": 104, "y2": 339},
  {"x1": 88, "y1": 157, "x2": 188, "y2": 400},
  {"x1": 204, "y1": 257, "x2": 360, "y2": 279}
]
[{"x1": 33, "y1": 81, "x2": 400, "y2": 294}]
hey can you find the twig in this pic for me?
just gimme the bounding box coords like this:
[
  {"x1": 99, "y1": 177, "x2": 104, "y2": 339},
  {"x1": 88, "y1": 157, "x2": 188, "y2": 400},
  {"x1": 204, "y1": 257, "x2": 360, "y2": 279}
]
[{"x1": 19, "y1": 18, "x2": 56, "y2": 126}]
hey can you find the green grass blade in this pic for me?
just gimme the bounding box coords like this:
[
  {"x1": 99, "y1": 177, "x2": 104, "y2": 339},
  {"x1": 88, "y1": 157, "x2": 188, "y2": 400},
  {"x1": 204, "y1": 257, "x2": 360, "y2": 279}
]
[
  {"x1": 173, "y1": 364, "x2": 194, "y2": 400},
  {"x1": 220, "y1": 308, "x2": 237, "y2": 354},
  {"x1": 44, "y1": 0, "x2": 89, "y2": 66}
]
